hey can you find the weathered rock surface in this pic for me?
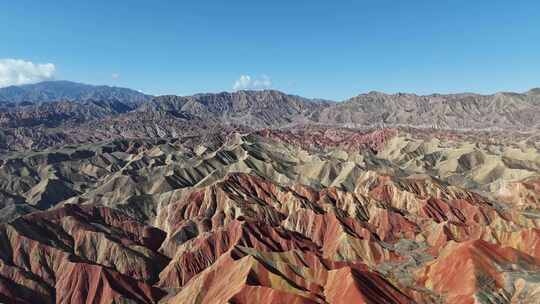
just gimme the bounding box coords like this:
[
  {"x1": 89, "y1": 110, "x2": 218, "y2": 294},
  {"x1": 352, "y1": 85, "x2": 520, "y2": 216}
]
[
  {"x1": 0, "y1": 92, "x2": 538, "y2": 303},
  {"x1": 2, "y1": 83, "x2": 540, "y2": 152},
  {"x1": 0, "y1": 204, "x2": 168, "y2": 303}
]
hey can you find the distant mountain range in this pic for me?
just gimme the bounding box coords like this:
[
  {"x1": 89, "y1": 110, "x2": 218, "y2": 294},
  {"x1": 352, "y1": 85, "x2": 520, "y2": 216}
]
[
  {"x1": 317, "y1": 89, "x2": 540, "y2": 130},
  {"x1": 0, "y1": 80, "x2": 151, "y2": 105},
  {"x1": 141, "y1": 88, "x2": 540, "y2": 130},
  {"x1": 0, "y1": 80, "x2": 539, "y2": 151},
  {"x1": 138, "y1": 90, "x2": 333, "y2": 128},
  {"x1": 0, "y1": 80, "x2": 540, "y2": 303}
]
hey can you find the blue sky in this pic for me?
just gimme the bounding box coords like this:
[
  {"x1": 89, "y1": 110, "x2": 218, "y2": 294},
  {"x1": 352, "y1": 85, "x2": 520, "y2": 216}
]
[{"x1": 1, "y1": 0, "x2": 539, "y2": 100}]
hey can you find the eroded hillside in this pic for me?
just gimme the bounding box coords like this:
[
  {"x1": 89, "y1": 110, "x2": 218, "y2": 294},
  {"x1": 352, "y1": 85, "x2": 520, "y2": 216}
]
[{"x1": 0, "y1": 127, "x2": 539, "y2": 303}]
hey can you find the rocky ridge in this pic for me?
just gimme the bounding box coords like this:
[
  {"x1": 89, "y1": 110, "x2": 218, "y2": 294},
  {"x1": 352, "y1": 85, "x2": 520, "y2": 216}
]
[
  {"x1": 0, "y1": 127, "x2": 538, "y2": 303},
  {"x1": 0, "y1": 81, "x2": 539, "y2": 303}
]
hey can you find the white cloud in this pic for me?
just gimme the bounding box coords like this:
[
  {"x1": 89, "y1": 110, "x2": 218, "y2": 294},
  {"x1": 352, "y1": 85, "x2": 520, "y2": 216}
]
[
  {"x1": 0, "y1": 58, "x2": 56, "y2": 88},
  {"x1": 233, "y1": 74, "x2": 272, "y2": 90},
  {"x1": 111, "y1": 73, "x2": 120, "y2": 80}
]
